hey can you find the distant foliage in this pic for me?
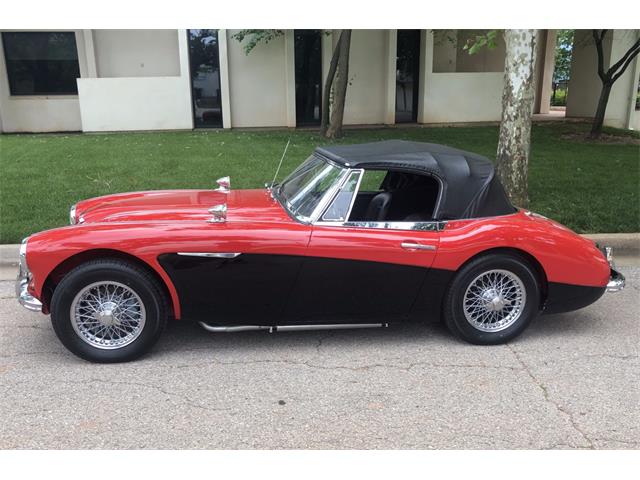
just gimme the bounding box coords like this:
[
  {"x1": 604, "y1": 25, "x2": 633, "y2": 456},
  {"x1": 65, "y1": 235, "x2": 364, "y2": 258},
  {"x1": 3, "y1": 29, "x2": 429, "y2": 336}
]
[
  {"x1": 231, "y1": 30, "x2": 284, "y2": 54},
  {"x1": 463, "y1": 30, "x2": 499, "y2": 54},
  {"x1": 553, "y1": 30, "x2": 574, "y2": 83}
]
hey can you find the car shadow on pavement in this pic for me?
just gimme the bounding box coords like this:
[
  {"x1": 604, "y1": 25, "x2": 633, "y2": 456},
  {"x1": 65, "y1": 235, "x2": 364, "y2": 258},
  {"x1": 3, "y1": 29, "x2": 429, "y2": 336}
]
[
  {"x1": 154, "y1": 307, "x2": 608, "y2": 357},
  {"x1": 156, "y1": 318, "x2": 459, "y2": 355}
]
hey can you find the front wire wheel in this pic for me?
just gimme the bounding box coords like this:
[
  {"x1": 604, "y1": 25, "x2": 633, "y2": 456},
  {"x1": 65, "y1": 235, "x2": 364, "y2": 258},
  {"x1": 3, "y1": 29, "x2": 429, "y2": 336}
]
[
  {"x1": 51, "y1": 259, "x2": 167, "y2": 363},
  {"x1": 70, "y1": 281, "x2": 147, "y2": 350}
]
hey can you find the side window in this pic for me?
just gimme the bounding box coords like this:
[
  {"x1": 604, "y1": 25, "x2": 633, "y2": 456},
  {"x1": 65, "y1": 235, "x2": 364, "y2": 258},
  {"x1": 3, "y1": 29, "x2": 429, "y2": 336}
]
[
  {"x1": 358, "y1": 170, "x2": 387, "y2": 192},
  {"x1": 348, "y1": 170, "x2": 441, "y2": 223},
  {"x1": 322, "y1": 170, "x2": 362, "y2": 222}
]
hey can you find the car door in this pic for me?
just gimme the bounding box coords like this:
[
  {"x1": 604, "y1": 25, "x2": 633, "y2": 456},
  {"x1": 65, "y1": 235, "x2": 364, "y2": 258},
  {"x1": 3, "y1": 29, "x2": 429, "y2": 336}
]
[
  {"x1": 158, "y1": 220, "x2": 312, "y2": 325},
  {"x1": 283, "y1": 170, "x2": 441, "y2": 324}
]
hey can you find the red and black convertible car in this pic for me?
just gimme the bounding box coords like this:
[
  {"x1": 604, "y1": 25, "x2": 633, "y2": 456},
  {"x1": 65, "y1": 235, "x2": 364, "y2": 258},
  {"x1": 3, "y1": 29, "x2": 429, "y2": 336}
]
[{"x1": 16, "y1": 140, "x2": 624, "y2": 362}]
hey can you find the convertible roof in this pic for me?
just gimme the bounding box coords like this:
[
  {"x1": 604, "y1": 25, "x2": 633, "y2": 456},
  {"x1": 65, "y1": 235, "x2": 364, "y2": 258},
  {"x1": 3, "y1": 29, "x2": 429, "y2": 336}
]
[{"x1": 315, "y1": 140, "x2": 515, "y2": 220}]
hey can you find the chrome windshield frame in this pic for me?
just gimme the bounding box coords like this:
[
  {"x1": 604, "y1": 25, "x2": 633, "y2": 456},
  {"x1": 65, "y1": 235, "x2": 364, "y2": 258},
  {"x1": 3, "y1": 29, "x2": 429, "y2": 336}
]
[{"x1": 273, "y1": 155, "x2": 350, "y2": 225}]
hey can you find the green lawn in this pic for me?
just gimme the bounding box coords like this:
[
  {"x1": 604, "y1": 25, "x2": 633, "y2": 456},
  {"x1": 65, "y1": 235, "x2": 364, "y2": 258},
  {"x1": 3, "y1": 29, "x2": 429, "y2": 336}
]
[{"x1": 0, "y1": 123, "x2": 638, "y2": 243}]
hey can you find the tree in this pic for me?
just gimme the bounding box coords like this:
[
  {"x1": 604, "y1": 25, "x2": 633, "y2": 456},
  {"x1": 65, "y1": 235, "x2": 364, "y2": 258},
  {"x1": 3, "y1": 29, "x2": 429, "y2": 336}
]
[
  {"x1": 496, "y1": 30, "x2": 538, "y2": 208},
  {"x1": 321, "y1": 30, "x2": 352, "y2": 138},
  {"x1": 589, "y1": 30, "x2": 640, "y2": 139},
  {"x1": 232, "y1": 29, "x2": 352, "y2": 139},
  {"x1": 465, "y1": 30, "x2": 538, "y2": 208}
]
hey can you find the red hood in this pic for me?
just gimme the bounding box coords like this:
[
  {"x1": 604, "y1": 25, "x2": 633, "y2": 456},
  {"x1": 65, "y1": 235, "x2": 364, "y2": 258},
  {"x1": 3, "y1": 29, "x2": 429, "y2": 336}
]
[{"x1": 75, "y1": 189, "x2": 292, "y2": 224}]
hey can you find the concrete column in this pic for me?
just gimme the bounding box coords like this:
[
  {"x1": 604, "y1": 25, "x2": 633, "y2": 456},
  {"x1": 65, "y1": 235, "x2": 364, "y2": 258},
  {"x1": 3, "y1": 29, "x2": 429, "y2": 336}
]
[
  {"x1": 417, "y1": 30, "x2": 433, "y2": 124},
  {"x1": 284, "y1": 30, "x2": 297, "y2": 128},
  {"x1": 534, "y1": 30, "x2": 556, "y2": 114},
  {"x1": 81, "y1": 30, "x2": 98, "y2": 78},
  {"x1": 218, "y1": 29, "x2": 232, "y2": 129},
  {"x1": 624, "y1": 33, "x2": 640, "y2": 129},
  {"x1": 384, "y1": 30, "x2": 397, "y2": 125},
  {"x1": 176, "y1": 29, "x2": 194, "y2": 130}
]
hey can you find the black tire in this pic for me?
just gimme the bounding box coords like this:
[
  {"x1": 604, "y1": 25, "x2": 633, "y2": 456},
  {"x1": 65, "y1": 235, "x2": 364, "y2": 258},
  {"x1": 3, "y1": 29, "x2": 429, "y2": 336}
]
[
  {"x1": 442, "y1": 253, "x2": 540, "y2": 345},
  {"x1": 50, "y1": 258, "x2": 168, "y2": 363}
]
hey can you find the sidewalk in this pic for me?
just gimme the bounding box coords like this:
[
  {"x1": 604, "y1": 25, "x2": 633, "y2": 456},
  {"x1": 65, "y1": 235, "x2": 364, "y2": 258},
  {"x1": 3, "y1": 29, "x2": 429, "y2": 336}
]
[{"x1": 1, "y1": 233, "x2": 638, "y2": 266}]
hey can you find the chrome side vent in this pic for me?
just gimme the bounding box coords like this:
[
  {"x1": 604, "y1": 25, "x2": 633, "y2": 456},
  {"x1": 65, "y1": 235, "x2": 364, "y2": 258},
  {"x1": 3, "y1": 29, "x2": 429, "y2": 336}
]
[{"x1": 208, "y1": 203, "x2": 227, "y2": 223}]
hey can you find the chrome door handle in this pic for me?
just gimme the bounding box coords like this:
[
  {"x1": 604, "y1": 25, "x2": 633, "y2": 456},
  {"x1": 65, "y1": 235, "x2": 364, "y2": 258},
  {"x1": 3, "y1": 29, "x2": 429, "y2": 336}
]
[{"x1": 401, "y1": 242, "x2": 436, "y2": 251}]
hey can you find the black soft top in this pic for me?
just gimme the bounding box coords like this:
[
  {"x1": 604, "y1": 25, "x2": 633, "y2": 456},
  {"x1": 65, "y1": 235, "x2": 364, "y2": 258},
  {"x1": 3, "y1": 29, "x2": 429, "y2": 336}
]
[{"x1": 315, "y1": 140, "x2": 515, "y2": 220}]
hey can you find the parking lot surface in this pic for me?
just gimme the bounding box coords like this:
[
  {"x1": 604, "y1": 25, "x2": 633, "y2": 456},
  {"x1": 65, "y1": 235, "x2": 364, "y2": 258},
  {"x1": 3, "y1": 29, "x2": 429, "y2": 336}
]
[{"x1": 1, "y1": 265, "x2": 638, "y2": 449}]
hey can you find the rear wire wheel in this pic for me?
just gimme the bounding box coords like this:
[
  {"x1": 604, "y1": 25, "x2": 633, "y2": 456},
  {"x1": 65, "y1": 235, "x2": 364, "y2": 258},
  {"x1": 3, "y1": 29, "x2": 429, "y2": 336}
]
[{"x1": 443, "y1": 253, "x2": 540, "y2": 345}]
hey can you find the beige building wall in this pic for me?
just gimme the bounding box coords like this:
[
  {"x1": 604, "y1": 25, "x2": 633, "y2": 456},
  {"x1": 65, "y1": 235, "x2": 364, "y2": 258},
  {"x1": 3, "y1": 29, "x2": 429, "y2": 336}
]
[
  {"x1": 226, "y1": 29, "x2": 292, "y2": 128},
  {"x1": 77, "y1": 29, "x2": 193, "y2": 132},
  {"x1": 340, "y1": 30, "x2": 388, "y2": 125},
  {"x1": 420, "y1": 30, "x2": 504, "y2": 123},
  {"x1": 93, "y1": 29, "x2": 180, "y2": 78},
  {"x1": 0, "y1": 30, "x2": 90, "y2": 132}
]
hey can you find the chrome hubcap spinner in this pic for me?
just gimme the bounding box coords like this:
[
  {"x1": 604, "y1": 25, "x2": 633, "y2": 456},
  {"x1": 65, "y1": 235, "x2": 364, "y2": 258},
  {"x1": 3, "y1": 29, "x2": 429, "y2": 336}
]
[
  {"x1": 70, "y1": 281, "x2": 146, "y2": 349},
  {"x1": 463, "y1": 269, "x2": 526, "y2": 332}
]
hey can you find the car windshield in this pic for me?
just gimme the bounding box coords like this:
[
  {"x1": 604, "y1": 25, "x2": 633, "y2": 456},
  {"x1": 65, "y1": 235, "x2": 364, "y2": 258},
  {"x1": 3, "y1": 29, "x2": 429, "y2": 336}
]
[{"x1": 277, "y1": 155, "x2": 347, "y2": 222}]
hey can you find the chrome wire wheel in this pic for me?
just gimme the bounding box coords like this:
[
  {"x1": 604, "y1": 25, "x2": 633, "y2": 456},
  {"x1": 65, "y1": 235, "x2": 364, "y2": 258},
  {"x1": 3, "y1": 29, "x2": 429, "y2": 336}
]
[
  {"x1": 70, "y1": 281, "x2": 146, "y2": 350},
  {"x1": 463, "y1": 269, "x2": 526, "y2": 332}
]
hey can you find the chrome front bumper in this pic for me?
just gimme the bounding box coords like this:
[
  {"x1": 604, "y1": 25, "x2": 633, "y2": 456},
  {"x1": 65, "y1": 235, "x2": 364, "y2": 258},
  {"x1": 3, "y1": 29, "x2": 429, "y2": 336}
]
[
  {"x1": 15, "y1": 238, "x2": 43, "y2": 312},
  {"x1": 602, "y1": 246, "x2": 625, "y2": 292},
  {"x1": 16, "y1": 275, "x2": 43, "y2": 312}
]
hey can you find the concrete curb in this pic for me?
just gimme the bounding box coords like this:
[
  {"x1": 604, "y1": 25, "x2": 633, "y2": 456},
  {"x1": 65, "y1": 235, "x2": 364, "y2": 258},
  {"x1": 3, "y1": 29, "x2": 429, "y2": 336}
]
[{"x1": 1, "y1": 233, "x2": 638, "y2": 267}]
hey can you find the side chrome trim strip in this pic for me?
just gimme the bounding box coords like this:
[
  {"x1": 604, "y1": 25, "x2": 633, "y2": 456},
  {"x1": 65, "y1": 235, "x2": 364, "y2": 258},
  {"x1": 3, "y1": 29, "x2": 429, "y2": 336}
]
[
  {"x1": 340, "y1": 220, "x2": 446, "y2": 231},
  {"x1": 177, "y1": 252, "x2": 241, "y2": 259},
  {"x1": 276, "y1": 323, "x2": 388, "y2": 332}
]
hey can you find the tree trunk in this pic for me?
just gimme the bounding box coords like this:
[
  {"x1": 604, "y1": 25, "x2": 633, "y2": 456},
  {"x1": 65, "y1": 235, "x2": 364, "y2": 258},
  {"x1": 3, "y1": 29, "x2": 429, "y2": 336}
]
[
  {"x1": 325, "y1": 30, "x2": 352, "y2": 139},
  {"x1": 320, "y1": 32, "x2": 342, "y2": 136},
  {"x1": 589, "y1": 81, "x2": 612, "y2": 139},
  {"x1": 496, "y1": 29, "x2": 538, "y2": 209}
]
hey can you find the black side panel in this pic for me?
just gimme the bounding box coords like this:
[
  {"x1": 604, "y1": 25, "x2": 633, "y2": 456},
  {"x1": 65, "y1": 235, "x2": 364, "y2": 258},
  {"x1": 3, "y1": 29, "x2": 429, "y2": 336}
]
[
  {"x1": 159, "y1": 253, "x2": 451, "y2": 325},
  {"x1": 158, "y1": 254, "x2": 303, "y2": 324},
  {"x1": 410, "y1": 268, "x2": 456, "y2": 321},
  {"x1": 284, "y1": 257, "x2": 429, "y2": 323},
  {"x1": 544, "y1": 282, "x2": 606, "y2": 315}
]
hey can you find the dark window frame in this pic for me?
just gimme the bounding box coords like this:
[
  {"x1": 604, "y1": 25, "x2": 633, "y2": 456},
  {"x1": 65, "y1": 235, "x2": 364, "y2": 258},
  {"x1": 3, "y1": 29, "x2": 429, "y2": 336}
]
[
  {"x1": 2, "y1": 31, "x2": 81, "y2": 96},
  {"x1": 187, "y1": 29, "x2": 223, "y2": 129}
]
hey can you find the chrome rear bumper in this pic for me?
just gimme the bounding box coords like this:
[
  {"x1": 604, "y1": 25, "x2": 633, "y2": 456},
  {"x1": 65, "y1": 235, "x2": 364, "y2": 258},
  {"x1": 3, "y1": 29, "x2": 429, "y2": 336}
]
[
  {"x1": 602, "y1": 246, "x2": 625, "y2": 292},
  {"x1": 15, "y1": 238, "x2": 43, "y2": 312},
  {"x1": 606, "y1": 269, "x2": 625, "y2": 292}
]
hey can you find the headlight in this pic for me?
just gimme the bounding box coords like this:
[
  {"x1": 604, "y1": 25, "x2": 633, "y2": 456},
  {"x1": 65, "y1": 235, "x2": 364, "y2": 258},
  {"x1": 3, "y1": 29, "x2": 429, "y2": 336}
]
[{"x1": 70, "y1": 204, "x2": 77, "y2": 224}]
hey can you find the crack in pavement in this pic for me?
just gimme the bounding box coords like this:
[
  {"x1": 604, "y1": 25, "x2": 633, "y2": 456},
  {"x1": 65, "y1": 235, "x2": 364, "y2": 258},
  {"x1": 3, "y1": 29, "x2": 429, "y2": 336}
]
[
  {"x1": 314, "y1": 330, "x2": 335, "y2": 355},
  {"x1": 169, "y1": 356, "x2": 523, "y2": 373},
  {"x1": 507, "y1": 344, "x2": 595, "y2": 449}
]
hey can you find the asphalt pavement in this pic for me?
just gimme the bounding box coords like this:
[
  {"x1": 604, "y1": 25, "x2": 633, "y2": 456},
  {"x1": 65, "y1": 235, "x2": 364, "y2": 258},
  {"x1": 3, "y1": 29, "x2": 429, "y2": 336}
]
[{"x1": 0, "y1": 263, "x2": 638, "y2": 449}]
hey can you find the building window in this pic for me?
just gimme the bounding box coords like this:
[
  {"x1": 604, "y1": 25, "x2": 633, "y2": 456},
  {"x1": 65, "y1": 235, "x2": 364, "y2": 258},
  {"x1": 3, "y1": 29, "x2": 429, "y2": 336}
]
[
  {"x1": 188, "y1": 29, "x2": 223, "y2": 128},
  {"x1": 2, "y1": 31, "x2": 80, "y2": 95}
]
